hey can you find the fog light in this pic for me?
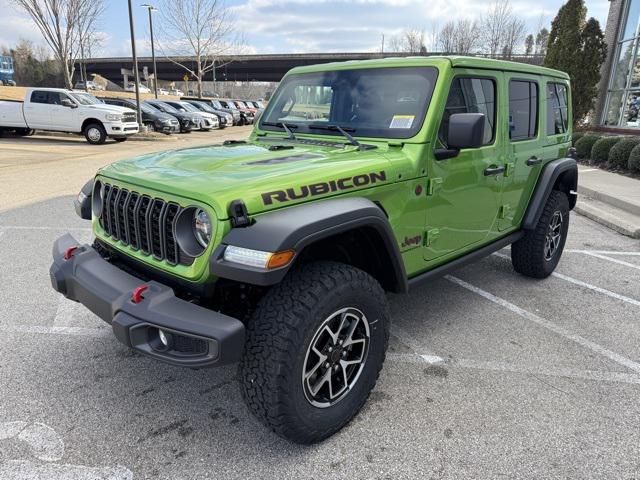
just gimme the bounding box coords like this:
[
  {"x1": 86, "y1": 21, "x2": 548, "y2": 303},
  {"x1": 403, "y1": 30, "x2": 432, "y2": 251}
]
[{"x1": 159, "y1": 329, "x2": 170, "y2": 346}]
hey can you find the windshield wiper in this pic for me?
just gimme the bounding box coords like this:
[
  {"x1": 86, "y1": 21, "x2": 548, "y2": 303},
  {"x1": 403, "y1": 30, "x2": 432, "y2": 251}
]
[
  {"x1": 308, "y1": 124, "x2": 362, "y2": 150},
  {"x1": 262, "y1": 121, "x2": 298, "y2": 140}
]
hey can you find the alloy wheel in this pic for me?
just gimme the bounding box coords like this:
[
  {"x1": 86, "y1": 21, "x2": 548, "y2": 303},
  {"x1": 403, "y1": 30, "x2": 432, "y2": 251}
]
[
  {"x1": 302, "y1": 307, "x2": 370, "y2": 408},
  {"x1": 544, "y1": 210, "x2": 563, "y2": 261}
]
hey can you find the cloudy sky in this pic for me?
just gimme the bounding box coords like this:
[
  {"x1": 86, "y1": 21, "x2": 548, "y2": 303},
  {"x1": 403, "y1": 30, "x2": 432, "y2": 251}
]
[{"x1": 0, "y1": 0, "x2": 611, "y2": 57}]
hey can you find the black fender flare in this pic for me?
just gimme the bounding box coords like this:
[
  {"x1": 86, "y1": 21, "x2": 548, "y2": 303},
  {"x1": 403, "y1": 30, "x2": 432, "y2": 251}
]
[
  {"x1": 74, "y1": 178, "x2": 94, "y2": 220},
  {"x1": 522, "y1": 158, "x2": 577, "y2": 230},
  {"x1": 210, "y1": 197, "x2": 408, "y2": 292}
]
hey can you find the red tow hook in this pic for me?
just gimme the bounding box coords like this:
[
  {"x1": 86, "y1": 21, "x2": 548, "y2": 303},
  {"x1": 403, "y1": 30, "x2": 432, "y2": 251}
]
[
  {"x1": 131, "y1": 285, "x2": 149, "y2": 304},
  {"x1": 63, "y1": 246, "x2": 79, "y2": 260}
]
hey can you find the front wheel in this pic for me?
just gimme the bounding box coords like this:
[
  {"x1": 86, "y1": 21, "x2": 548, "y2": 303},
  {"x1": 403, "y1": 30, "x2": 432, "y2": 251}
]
[
  {"x1": 84, "y1": 123, "x2": 107, "y2": 145},
  {"x1": 240, "y1": 261, "x2": 389, "y2": 444},
  {"x1": 511, "y1": 190, "x2": 570, "y2": 278}
]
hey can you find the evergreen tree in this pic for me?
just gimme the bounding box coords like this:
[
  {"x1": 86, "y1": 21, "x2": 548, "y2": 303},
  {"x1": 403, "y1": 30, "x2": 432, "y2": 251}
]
[
  {"x1": 574, "y1": 18, "x2": 607, "y2": 123},
  {"x1": 535, "y1": 28, "x2": 550, "y2": 55},
  {"x1": 525, "y1": 34, "x2": 534, "y2": 55},
  {"x1": 545, "y1": 0, "x2": 607, "y2": 124}
]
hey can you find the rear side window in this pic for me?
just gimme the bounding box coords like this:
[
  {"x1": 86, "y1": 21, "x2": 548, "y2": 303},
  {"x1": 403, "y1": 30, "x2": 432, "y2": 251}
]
[
  {"x1": 546, "y1": 83, "x2": 569, "y2": 135},
  {"x1": 509, "y1": 80, "x2": 538, "y2": 141},
  {"x1": 30, "y1": 91, "x2": 48, "y2": 104},
  {"x1": 439, "y1": 77, "x2": 496, "y2": 146}
]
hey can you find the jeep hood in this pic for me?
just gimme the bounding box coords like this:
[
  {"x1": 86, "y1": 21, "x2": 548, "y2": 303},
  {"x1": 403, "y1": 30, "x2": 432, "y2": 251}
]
[{"x1": 97, "y1": 141, "x2": 407, "y2": 218}]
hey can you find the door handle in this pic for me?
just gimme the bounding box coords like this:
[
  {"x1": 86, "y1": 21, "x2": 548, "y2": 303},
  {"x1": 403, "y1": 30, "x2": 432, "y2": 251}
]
[
  {"x1": 484, "y1": 165, "x2": 505, "y2": 176},
  {"x1": 526, "y1": 156, "x2": 542, "y2": 166}
]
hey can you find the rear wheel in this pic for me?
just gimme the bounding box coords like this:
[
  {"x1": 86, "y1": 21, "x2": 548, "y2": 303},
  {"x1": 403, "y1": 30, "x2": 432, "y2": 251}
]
[
  {"x1": 240, "y1": 261, "x2": 389, "y2": 444},
  {"x1": 511, "y1": 190, "x2": 570, "y2": 278},
  {"x1": 84, "y1": 123, "x2": 107, "y2": 145}
]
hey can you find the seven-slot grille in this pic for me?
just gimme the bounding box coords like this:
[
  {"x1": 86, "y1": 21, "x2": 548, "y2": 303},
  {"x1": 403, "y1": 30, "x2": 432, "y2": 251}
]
[
  {"x1": 99, "y1": 184, "x2": 183, "y2": 265},
  {"x1": 122, "y1": 112, "x2": 137, "y2": 123}
]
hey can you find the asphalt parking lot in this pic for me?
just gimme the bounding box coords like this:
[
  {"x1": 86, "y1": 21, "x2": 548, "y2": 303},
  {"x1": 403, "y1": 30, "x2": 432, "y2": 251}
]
[{"x1": 0, "y1": 193, "x2": 639, "y2": 479}]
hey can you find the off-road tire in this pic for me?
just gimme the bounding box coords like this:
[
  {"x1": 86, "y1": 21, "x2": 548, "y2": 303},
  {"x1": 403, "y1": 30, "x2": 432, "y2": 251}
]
[
  {"x1": 84, "y1": 123, "x2": 107, "y2": 145},
  {"x1": 511, "y1": 190, "x2": 570, "y2": 278},
  {"x1": 239, "y1": 261, "x2": 390, "y2": 444}
]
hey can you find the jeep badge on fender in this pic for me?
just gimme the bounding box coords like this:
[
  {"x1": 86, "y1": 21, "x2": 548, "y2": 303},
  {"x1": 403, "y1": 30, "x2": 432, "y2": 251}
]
[{"x1": 50, "y1": 56, "x2": 576, "y2": 445}]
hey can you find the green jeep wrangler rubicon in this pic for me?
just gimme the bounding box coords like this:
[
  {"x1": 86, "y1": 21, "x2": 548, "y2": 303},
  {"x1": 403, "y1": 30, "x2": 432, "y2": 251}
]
[{"x1": 50, "y1": 56, "x2": 577, "y2": 444}]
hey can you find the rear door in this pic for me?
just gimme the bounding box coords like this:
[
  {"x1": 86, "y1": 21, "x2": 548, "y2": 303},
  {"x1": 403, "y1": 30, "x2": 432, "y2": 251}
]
[
  {"x1": 497, "y1": 75, "x2": 543, "y2": 231},
  {"x1": 23, "y1": 90, "x2": 51, "y2": 129},
  {"x1": 424, "y1": 71, "x2": 506, "y2": 261}
]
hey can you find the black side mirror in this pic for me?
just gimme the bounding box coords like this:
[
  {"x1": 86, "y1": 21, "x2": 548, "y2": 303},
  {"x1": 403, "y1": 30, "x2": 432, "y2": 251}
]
[
  {"x1": 434, "y1": 113, "x2": 486, "y2": 160},
  {"x1": 61, "y1": 98, "x2": 77, "y2": 108}
]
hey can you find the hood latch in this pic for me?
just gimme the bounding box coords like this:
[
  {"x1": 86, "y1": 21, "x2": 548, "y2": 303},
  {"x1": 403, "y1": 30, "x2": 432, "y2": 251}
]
[{"x1": 229, "y1": 199, "x2": 251, "y2": 228}]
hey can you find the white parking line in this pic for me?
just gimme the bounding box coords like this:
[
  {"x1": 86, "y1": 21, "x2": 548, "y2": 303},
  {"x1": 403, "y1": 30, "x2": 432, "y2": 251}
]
[
  {"x1": 0, "y1": 225, "x2": 92, "y2": 231},
  {"x1": 565, "y1": 249, "x2": 640, "y2": 256},
  {"x1": 578, "y1": 251, "x2": 640, "y2": 270},
  {"x1": 552, "y1": 272, "x2": 640, "y2": 307},
  {"x1": 0, "y1": 324, "x2": 110, "y2": 337},
  {"x1": 387, "y1": 353, "x2": 640, "y2": 386},
  {"x1": 445, "y1": 275, "x2": 640, "y2": 374},
  {"x1": 391, "y1": 324, "x2": 445, "y2": 363},
  {"x1": 493, "y1": 252, "x2": 640, "y2": 307}
]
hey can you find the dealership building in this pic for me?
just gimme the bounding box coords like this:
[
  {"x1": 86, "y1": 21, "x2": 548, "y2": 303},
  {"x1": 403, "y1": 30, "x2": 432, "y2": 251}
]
[{"x1": 597, "y1": 0, "x2": 640, "y2": 130}]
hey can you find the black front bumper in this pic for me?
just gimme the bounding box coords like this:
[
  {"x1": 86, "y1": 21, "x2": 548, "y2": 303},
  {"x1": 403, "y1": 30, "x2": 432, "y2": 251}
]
[{"x1": 49, "y1": 234, "x2": 245, "y2": 368}]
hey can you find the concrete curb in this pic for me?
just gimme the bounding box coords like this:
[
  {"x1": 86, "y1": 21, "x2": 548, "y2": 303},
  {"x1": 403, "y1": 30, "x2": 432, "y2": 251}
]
[
  {"x1": 574, "y1": 199, "x2": 640, "y2": 239},
  {"x1": 578, "y1": 185, "x2": 640, "y2": 216}
]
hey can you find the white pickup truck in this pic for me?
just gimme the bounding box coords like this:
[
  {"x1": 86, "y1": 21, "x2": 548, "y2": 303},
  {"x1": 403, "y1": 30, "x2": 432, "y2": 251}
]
[{"x1": 0, "y1": 88, "x2": 139, "y2": 144}]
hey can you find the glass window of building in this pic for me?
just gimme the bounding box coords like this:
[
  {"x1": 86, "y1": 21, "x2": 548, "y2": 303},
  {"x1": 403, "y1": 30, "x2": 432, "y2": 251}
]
[{"x1": 603, "y1": 0, "x2": 640, "y2": 127}]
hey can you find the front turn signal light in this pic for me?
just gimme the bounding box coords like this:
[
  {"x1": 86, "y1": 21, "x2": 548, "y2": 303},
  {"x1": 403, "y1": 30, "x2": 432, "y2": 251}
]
[{"x1": 267, "y1": 250, "x2": 295, "y2": 269}]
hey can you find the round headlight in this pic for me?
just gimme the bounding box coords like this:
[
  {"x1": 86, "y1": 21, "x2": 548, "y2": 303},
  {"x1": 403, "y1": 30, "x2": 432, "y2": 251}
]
[{"x1": 193, "y1": 209, "x2": 212, "y2": 247}]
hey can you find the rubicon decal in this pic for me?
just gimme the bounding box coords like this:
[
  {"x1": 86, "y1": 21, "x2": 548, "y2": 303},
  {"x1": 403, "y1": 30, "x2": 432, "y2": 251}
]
[{"x1": 261, "y1": 171, "x2": 387, "y2": 205}]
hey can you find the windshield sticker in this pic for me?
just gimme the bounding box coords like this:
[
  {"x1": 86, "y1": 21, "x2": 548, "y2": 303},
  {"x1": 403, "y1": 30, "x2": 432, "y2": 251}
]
[{"x1": 389, "y1": 115, "x2": 415, "y2": 129}]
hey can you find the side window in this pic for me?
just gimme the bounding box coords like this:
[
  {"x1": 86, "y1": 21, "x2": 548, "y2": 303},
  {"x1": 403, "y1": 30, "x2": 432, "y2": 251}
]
[
  {"x1": 30, "y1": 91, "x2": 49, "y2": 104},
  {"x1": 509, "y1": 80, "x2": 538, "y2": 141},
  {"x1": 47, "y1": 92, "x2": 67, "y2": 105},
  {"x1": 439, "y1": 77, "x2": 496, "y2": 146},
  {"x1": 546, "y1": 83, "x2": 568, "y2": 135}
]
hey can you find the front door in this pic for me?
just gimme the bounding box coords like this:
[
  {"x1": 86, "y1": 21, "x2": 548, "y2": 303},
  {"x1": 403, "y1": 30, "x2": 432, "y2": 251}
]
[
  {"x1": 498, "y1": 75, "x2": 543, "y2": 231},
  {"x1": 48, "y1": 92, "x2": 77, "y2": 131},
  {"x1": 424, "y1": 72, "x2": 505, "y2": 261}
]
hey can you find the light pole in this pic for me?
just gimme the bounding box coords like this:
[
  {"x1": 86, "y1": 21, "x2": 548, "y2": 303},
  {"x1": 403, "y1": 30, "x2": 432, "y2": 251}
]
[
  {"x1": 141, "y1": 4, "x2": 158, "y2": 99},
  {"x1": 127, "y1": 0, "x2": 143, "y2": 126}
]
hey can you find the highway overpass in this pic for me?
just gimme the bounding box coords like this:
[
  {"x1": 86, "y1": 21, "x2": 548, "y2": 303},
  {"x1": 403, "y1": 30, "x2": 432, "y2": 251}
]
[{"x1": 85, "y1": 52, "x2": 544, "y2": 85}]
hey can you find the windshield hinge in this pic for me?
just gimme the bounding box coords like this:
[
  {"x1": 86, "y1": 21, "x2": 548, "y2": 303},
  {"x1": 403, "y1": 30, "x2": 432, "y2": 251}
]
[
  {"x1": 426, "y1": 177, "x2": 443, "y2": 196},
  {"x1": 229, "y1": 200, "x2": 251, "y2": 228}
]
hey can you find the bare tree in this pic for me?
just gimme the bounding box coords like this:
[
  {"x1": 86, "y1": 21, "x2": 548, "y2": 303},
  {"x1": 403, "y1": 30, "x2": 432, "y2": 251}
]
[
  {"x1": 480, "y1": 0, "x2": 522, "y2": 56},
  {"x1": 11, "y1": 0, "x2": 104, "y2": 88},
  {"x1": 437, "y1": 19, "x2": 479, "y2": 54},
  {"x1": 389, "y1": 28, "x2": 427, "y2": 53},
  {"x1": 76, "y1": 2, "x2": 106, "y2": 88},
  {"x1": 501, "y1": 17, "x2": 526, "y2": 58},
  {"x1": 535, "y1": 27, "x2": 550, "y2": 55},
  {"x1": 437, "y1": 22, "x2": 456, "y2": 53},
  {"x1": 156, "y1": 0, "x2": 245, "y2": 98}
]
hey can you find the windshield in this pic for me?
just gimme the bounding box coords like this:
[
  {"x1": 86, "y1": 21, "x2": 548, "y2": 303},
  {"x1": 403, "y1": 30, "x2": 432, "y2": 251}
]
[
  {"x1": 194, "y1": 101, "x2": 215, "y2": 113},
  {"x1": 153, "y1": 101, "x2": 178, "y2": 113},
  {"x1": 70, "y1": 92, "x2": 102, "y2": 105},
  {"x1": 260, "y1": 66, "x2": 438, "y2": 139},
  {"x1": 212, "y1": 100, "x2": 223, "y2": 109},
  {"x1": 179, "y1": 102, "x2": 200, "y2": 113}
]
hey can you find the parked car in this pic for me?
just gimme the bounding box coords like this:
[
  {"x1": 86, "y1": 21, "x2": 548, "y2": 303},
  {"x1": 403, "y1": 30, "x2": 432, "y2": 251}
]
[
  {"x1": 233, "y1": 100, "x2": 257, "y2": 115},
  {"x1": 125, "y1": 82, "x2": 151, "y2": 94},
  {"x1": 0, "y1": 88, "x2": 138, "y2": 144},
  {"x1": 168, "y1": 88, "x2": 184, "y2": 97},
  {"x1": 55, "y1": 56, "x2": 576, "y2": 444},
  {"x1": 74, "y1": 80, "x2": 104, "y2": 91},
  {"x1": 218, "y1": 99, "x2": 254, "y2": 125},
  {"x1": 182, "y1": 99, "x2": 232, "y2": 129},
  {"x1": 144, "y1": 100, "x2": 199, "y2": 133},
  {"x1": 157, "y1": 88, "x2": 169, "y2": 96},
  {"x1": 98, "y1": 97, "x2": 179, "y2": 134},
  {"x1": 183, "y1": 97, "x2": 241, "y2": 125},
  {"x1": 162, "y1": 100, "x2": 218, "y2": 130}
]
